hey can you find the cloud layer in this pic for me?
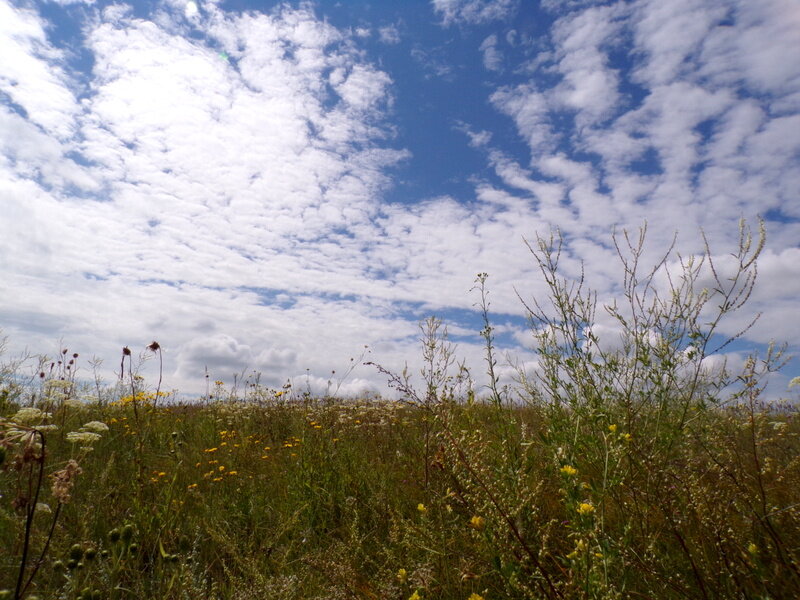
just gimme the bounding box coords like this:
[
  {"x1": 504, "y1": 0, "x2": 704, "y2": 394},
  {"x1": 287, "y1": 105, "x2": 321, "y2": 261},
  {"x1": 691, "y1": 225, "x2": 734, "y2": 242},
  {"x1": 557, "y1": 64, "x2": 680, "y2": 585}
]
[{"x1": 1, "y1": 0, "x2": 798, "y2": 398}]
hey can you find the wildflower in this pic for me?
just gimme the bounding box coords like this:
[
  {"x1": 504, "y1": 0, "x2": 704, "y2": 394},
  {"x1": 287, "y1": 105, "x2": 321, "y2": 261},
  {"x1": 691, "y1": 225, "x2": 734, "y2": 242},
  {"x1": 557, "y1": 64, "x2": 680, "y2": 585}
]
[
  {"x1": 468, "y1": 594, "x2": 485, "y2": 600},
  {"x1": 560, "y1": 465, "x2": 578, "y2": 477},
  {"x1": 12, "y1": 407, "x2": 52, "y2": 425},
  {"x1": 567, "y1": 538, "x2": 587, "y2": 560},
  {"x1": 621, "y1": 433, "x2": 632, "y2": 442},
  {"x1": 82, "y1": 421, "x2": 109, "y2": 433},
  {"x1": 227, "y1": 470, "x2": 238, "y2": 476},
  {"x1": 409, "y1": 592, "x2": 422, "y2": 600},
  {"x1": 608, "y1": 424, "x2": 617, "y2": 433},
  {"x1": 577, "y1": 503, "x2": 595, "y2": 516},
  {"x1": 469, "y1": 516, "x2": 485, "y2": 531},
  {"x1": 66, "y1": 431, "x2": 102, "y2": 445},
  {"x1": 417, "y1": 503, "x2": 427, "y2": 515},
  {"x1": 396, "y1": 568, "x2": 408, "y2": 583},
  {"x1": 187, "y1": 483, "x2": 198, "y2": 490},
  {"x1": 748, "y1": 542, "x2": 758, "y2": 555},
  {"x1": 205, "y1": 447, "x2": 218, "y2": 453}
]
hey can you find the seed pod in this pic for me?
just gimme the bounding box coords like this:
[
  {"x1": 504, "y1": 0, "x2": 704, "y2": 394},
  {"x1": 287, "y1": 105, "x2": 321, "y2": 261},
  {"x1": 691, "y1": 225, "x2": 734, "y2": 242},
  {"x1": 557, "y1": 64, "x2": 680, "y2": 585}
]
[{"x1": 121, "y1": 524, "x2": 134, "y2": 542}]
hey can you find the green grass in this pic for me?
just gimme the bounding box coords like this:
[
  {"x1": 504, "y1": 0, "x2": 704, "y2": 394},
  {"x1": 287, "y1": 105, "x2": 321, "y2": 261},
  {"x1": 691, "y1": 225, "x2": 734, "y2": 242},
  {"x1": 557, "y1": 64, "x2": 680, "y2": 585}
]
[{"x1": 1, "y1": 390, "x2": 799, "y2": 600}]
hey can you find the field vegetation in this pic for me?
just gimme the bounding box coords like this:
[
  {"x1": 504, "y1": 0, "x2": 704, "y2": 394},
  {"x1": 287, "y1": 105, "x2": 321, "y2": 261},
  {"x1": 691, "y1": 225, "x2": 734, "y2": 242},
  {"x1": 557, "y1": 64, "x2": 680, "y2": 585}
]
[{"x1": 1, "y1": 223, "x2": 799, "y2": 599}]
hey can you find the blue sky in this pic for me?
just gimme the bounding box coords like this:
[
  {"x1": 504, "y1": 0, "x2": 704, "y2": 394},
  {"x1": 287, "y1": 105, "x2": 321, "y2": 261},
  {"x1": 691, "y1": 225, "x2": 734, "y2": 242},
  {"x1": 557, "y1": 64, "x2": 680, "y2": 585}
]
[{"x1": 1, "y1": 0, "x2": 799, "y2": 399}]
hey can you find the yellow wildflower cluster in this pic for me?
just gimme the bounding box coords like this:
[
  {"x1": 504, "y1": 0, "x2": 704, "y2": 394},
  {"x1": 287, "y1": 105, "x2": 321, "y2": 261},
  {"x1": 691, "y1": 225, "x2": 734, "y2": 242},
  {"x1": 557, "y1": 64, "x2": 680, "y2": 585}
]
[{"x1": 560, "y1": 465, "x2": 578, "y2": 477}]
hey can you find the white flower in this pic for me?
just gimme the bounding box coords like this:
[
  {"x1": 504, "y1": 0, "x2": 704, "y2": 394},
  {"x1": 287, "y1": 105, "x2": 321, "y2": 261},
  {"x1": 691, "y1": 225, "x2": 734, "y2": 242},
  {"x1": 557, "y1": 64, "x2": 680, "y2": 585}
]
[
  {"x1": 82, "y1": 421, "x2": 109, "y2": 433},
  {"x1": 12, "y1": 407, "x2": 52, "y2": 425},
  {"x1": 66, "y1": 431, "x2": 102, "y2": 445}
]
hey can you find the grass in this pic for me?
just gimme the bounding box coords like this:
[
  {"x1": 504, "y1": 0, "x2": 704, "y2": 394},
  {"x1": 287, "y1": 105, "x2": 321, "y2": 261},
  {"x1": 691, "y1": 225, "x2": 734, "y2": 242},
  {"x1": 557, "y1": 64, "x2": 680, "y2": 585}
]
[{"x1": 1, "y1": 221, "x2": 799, "y2": 599}]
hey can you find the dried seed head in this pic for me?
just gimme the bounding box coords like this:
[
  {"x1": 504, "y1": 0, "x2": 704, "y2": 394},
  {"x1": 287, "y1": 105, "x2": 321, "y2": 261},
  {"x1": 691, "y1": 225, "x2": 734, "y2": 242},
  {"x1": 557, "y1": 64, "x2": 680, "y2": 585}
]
[
  {"x1": 51, "y1": 459, "x2": 83, "y2": 504},
  {"x1": 147, "y1": 341, "x2": 161, "y2": 352},
  {"x1": 122, "y1": 346, "x2": 131, "y2": 356}
]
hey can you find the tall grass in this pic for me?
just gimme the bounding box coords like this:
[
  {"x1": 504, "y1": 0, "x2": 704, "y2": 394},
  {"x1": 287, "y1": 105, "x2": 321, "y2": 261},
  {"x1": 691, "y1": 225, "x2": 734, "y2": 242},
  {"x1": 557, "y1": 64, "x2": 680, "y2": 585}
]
[{"x1": 1, "y1": 222, "x2": 798, "y2": 599}]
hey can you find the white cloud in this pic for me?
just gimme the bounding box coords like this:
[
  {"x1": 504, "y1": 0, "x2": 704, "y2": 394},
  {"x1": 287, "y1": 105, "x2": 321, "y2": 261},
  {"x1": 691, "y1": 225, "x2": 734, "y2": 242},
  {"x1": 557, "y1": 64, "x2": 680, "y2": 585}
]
[
  {"x1": 0, "y1": 2, "x2": 418, "y2": 393},
  {"x1": 184, "y1": 1, "x2": 199, "y2": 19},
  {"x1": 490, "y1": 83, "x2": 555, "y2": 155},
  {"x1": 432, "y1": 0, "x2": 519, "y2": 26},
  {"x1": 378, "y1": 24, "x2": 401, "y2": 45},
  {"x1": 480, "y1": 34, "x2": 503, "y2": 71},
  {"x1": 1, "y1": 0, "x2": 798, "y2": 399},
  {"x1": 0, "y1": 2, "x2": 79, "y2": 140}
]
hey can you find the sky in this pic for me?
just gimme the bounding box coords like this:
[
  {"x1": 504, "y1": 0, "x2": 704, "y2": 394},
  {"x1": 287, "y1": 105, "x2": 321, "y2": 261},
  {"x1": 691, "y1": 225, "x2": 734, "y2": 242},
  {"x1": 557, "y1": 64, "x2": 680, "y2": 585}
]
[{"x1": 1, "y1": 0, "x2": 799, "y2": 400}]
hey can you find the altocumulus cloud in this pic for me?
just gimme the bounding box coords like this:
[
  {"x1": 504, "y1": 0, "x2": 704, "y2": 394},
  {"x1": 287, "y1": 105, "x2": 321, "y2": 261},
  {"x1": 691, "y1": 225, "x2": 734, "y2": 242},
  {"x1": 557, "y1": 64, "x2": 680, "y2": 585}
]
[{"x1": 0, "y1": 0, "x2": 798, "y2": 398}]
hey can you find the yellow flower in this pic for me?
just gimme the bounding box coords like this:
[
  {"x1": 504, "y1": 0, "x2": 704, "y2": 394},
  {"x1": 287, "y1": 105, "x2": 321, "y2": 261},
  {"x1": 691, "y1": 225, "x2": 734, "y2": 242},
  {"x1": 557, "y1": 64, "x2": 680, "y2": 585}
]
[
  {"x1": 577, "y1": 503, "x2": 595, "y2": 516},
  {"x1": 560, "y1": 465, "x2": 578, "y2": 477},
  {"x1": 468, "y1": 594, "x2": 485, "y2": 600},
  {"x1": 622, "y1": 433, "x2": 632, "y2": 442},
  {"x1": 187, "y1": 483, "x2": 198, "y2": 490},
  {"x1": 409, "y1": 592, "x2": 422, "y2": 600},
  {"x1": 396, "y1": 568, "x2": 408, "y2": 583},
  {"x1": 608, "y1": 424, "x2": 617, "y2": 433},
  {"x1": 417, "y1": 503, "x2": 427, "y2": 515},
  {"x1": 748, "y1": 542, "x2": 758, "y2": 555},
  {"x1": 469, "y1": 516, "x2": 485, "y2": 531}
]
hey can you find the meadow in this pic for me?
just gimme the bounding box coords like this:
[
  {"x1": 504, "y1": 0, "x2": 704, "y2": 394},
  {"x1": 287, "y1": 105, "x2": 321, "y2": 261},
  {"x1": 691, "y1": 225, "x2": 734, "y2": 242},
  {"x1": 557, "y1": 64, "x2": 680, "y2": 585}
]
[{"x1": 2, "y1": 224, "x2": 799, "y2": 599}]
